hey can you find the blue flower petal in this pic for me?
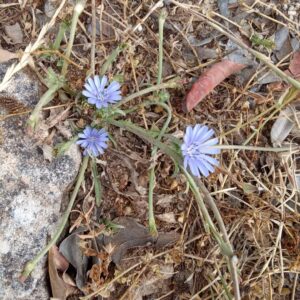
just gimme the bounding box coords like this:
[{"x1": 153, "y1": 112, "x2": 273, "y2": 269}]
[
  {"x1": 83, "y1": 90, "x2": 96, "y2": 98},
  {"x1": 181, "y1": 124, "x2": 220, "y2": 178},
  {"x1": 94, "y1": 75, "x2": 102, "y2": 92},
  {"x1": 100, "y1": 76, "x2": 108, "y2": 90},
  {"x1": 77, "y1": 126, "x2": 109, "y2": 157},
  {"x1": 198, "y1": 154, "x2": 219, "y2": 166},
  {"x1": 87, "y1": 77, "x2": 97, "y2": 91},
  {"x1": 87, "y1": 97, "x2": 98, "y2": 105},
  {"x1": 198, "y1": 129, "x2": 215, "y2": 144},
  {"x1": 189, "y1": 159, "x2": 200, "y2": 177},
  {"x1": 84, "y1": 83, "x2": 95, "y2": 94},
  {"x1": 106, "y1": 81, "x2": 121, "y2": 93},
  {"x1": 200, "y1": 147, "x2": 220, "y2": 155}
]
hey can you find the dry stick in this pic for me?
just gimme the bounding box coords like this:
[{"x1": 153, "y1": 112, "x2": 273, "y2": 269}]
[
  {"x1": 80, "y1": 249, "x2": 172, "y2": 299},
  {"x1": 171, "y1": 0, "x2": 300, "y2": 90},
  {"x1": 91, "y1": 0, "x2": 96, "y2": 76},
  {"x1": 116, "y1": 79, "x2": 180, "y2": 108}
]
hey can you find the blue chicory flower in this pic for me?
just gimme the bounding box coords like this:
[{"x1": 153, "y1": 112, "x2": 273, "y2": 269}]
[
  {"x1": 181, "y1": 124, "x2": 220, "y2": 177},
  {"x1": 82, "y1": 75, "x2": 122, "y2": 109},
  {"x1": 77, "y1": 126, "x2": 109, "y2": 157}
]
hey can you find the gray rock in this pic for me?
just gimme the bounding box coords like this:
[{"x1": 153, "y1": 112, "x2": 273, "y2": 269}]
[{"x1": 0, "y1": 62, "x2": 81, "y2": 299}]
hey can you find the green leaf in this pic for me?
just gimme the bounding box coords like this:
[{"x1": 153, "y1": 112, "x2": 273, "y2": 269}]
[
  {"x1": 54, "y1": 136, "x2": 78, "y2": 156},
  {"x1": 91, "y1": 159, "x2": 102, "y2": 206},
  {"x1": 46, "y1": 68, "x2": 65, "y2": 89},
  {"x1": 100, "y1": 43, "x2": 127, "y2": 76}
]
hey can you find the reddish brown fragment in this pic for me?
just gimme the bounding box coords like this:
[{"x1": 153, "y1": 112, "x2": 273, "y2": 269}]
[
  {"x1": 288, "y1": 50, "x2": 300, "y2": 79},
  {"x1": 185, "y1": 59, "x2": 246, "y2": 111}
]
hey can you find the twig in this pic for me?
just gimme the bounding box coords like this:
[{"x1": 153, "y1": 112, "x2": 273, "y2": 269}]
[
  {"x1": 20, "y1": 156, "x2": 89, "y2": 280},
  {"x1": 116, "y1": 78, "x2": 180, "y2": 108},
  {"x1": 212, "y1": 145, "x2": 298, "y2": 152},
  {"x1": 157, "y1": 9, "x2": 167, "y2": 85},
  {"x1": 80, "y1": 249, "x2": 171, "y2": 299},
  {"x1": 91, "y1": 0, "x2": 96, "y2": 75}
]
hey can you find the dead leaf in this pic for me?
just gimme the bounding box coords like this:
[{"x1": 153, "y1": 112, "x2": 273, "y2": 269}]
[
  {"x1": 185, "y1": 59, "x2": 246, "y2": 111},
  {"x1": 260, "y1": 50, "x2": 300, "y2": 85},
  {"x1": 48, "y1": 246, "x2": 76, "y2": 300},
  {"x1": 59, "y1": 227, "x2": 89, "y2": 290},
  {"x1": 274, "y1": 27, "x2": 292, "y2": 61},
  {"x1": 41, "y1": 144, "x2": 54, "y2": 162},
  {"x1": 156, "y1": 212, "x2": 177, "y2": 224},
  {"x1": 288, "y1": 51, "x2": 300, "y2": 79},
  {"x1": 130, "y1": 264, "x2": 174, "y2": 300},
  {"x1": 0, "y1": 49, "x2": 18, "y2": 63},
  {"x1": 271, "y1": 106, "x2": 295, "y2": 146},
  {"x1": 97, "y1": 217, "x2": 179, "y2": 265},
  {"x1": 4, "y1": 23, "x2": 24, "y2": 44}
]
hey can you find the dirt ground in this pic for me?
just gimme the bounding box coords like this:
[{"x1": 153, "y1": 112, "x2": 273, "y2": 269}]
[{"x1": 1, "y1": 0, "x2": 300, "y2": 299}]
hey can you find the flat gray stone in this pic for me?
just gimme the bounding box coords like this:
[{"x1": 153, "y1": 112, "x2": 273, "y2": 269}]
[{"x1": 0, "y1": 62, "x2": 81, "y2": 299}]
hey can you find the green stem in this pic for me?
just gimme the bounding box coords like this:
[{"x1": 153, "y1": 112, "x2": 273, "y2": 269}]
[
  {"x1": 61, "y1": 0, "x2": 85, "y2": 76},
  {"x1": 27, "y1": 1, "x2": 85, "y2": 130},
  {"x1": 116, "y1": 79, "x2": 180, "y2": 108},
  {"x1": 27, "y1": 83, "x2": 62, "y2": 129},
  {"x1": 20, "y1": 156, "x2": 89, "y2": 281},
  {"x1": 91, "y1": 158, "x2": 102, "y2": 206},
  {"x1": 100, "y1": 44, "x2": 127, "y2": 76},
  {"x1": 148, "y1": 167, "x2": 157, "y2": 236},
  {"x1": 148, "y1": 103, "x2": 172, "y2": 236},
  {"x1": 52, "y1": 21, "x2": 68, "y2": 50},
  {"x1": 197, "y1": 180, "x2": 240, "y2": 300},
  {"x1": 107, "y1": 119, "x2": 182, "y2": 162},
  {"x1": 148, "y1": 9, "x2": 168, "y2": 237}
]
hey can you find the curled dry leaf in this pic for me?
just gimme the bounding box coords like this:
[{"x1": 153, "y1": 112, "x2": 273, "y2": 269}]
[
  {"x1": 97, "y1": 217, "x2": 179, "y2": 265},
  {"x1": 288, "y1": 51, "x2": 300, "y2": 79},
  {"x1": 156, "y1": 212, "x2": 177, "y2": 224},
  {"x1": 59, "y1": 227, "x2": 89, "y2": 290},
  {"x1": 271, "y1": 101, "x2": 300, "y2": 146},
  {"x1": 185, "y1": 59, "x2": 246, "y2": 111},
  {"x1": 271, "y1": 106, "x2": 295, "y2": 146}
]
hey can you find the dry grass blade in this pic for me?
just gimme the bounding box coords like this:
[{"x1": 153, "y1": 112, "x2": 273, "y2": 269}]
[{"x1": 0, "y1": 0, "x2": 67, "y2": 92}]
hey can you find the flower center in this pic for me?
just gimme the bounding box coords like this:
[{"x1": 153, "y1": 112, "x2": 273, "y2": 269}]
[
  {"x1": 97, "y1": 89, "x2": 107, "y2": 101},
  {"x1": 186, "y1": 143, "x2": 200, "y2": 157},
  {"x1": 88, "y1": 136, "x2": 98, "y2": 142}
]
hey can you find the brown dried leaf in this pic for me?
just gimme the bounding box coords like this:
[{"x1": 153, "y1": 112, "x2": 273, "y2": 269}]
[
  {"x1": 48, "y1": 246, "x2": 76, "y2": 300},
  {"x1": 97, "y1": 217, "x2": 179, "y2": 265}
]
